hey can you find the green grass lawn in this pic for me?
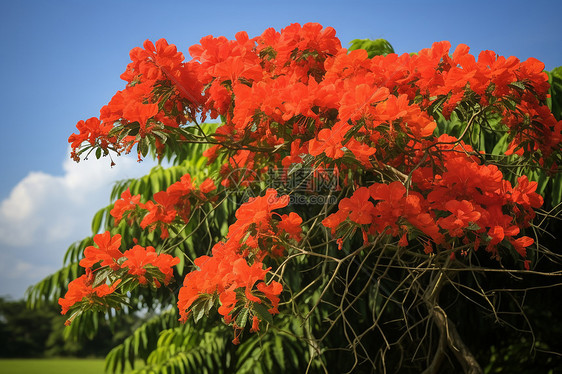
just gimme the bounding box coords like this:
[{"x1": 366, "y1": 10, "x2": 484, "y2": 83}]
[{"x1": 0, "y1": 358, "x2": 111, "y2": 374}]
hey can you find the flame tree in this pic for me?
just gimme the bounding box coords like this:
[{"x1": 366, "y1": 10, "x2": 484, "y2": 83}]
[{"x1": 28, "y1": 23, "x2": 562, "y2": 373}]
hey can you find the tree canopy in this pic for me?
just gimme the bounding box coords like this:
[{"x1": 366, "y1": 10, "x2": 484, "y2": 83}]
[{"x1": 28, "y1": 23, "x2": 562, "y2": 373}]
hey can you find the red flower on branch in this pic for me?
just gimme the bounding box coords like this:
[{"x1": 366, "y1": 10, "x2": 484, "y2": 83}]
[
  {"x1": 58, "y1": 275, "x2": 120, "y2": 316},
  {"x1": 79, "y1": 231, "x2": 123, "y2": 271}
]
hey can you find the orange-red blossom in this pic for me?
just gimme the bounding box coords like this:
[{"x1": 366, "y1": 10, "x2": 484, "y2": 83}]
[
  {"x1": 59, "y1": 231, "x2": 180, "y2": 321},
  {"x1": 177, "y1": 189, "x2": 300, "y2": 342}
]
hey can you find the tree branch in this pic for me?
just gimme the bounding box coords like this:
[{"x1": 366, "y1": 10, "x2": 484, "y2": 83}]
[{"x1": 423, "y1": 269, "x2": 483, "y2": 374}]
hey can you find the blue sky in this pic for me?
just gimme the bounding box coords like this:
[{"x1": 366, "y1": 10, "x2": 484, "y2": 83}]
[{"x1": 0, "y1": 0, "x2": 561, "y2": 299}]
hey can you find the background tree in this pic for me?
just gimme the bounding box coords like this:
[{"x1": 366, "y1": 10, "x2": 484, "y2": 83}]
[
  {"x1": 0, "y1": 297, "x2": 138, "y2": 358},
  {"x1": 0, "y1": 297, "x2": 55, "y2": 358}
]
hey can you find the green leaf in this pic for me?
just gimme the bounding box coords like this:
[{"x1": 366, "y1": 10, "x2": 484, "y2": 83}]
[
  {"x1": 508, "y1": 81, "x2": 526, "y2": 91},
  {"x1": 191, "y1": 297, "x2": 211, "y2": 324},
  {"x1": 236, "y1": 307, "x2": 250, "y2": 328},
  {"x1": 117, "y1": 127, "x2": 132, "y2": 142},
  {"x1": 253, "y1": 303, "x2": 273, "y2": 324},
  {"x1": 174, "y1": 247, "x2": 185, "y2": 276},
  {"x1": 491, "y1": 133, "x2": 510, "y2": 155},
  {"x1": 551, "y1": 172, "x2": 562, "y2": 207},
  {"x1": 139, "y1": 137, "x2": 150, "y2": 157},
  {"x1": 273, "y1": 336, "x2": 286, "y2": 371},
  {"x1": 91, "y1": 209, "x2": 104, "y2": 234},
  {"x1": 287, "y1": 162, "x2": 303, "y2": 176},
  {"x1": 150, "y1": 171, "x2": 162, "y2": 194},
  {"x1": 203, "y1": 296, "x2": 215, "y2": 315},
  {"x1": 547, "y1": 66, "x2": 562, "y2": 121},
  {"x1": 467, "y1": 222, "x2": 481, "y2": 231},
  {"x1": 153, "y1": 130, "x2": 169, "y2": 143}
]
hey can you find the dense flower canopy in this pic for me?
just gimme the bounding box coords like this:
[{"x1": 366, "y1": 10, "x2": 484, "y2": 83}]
[{"x1": 63, "y1": 22, "x2": 560, "y2": 347}]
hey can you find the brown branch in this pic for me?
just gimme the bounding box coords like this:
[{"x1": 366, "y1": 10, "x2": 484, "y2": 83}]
[
  {"x1": 423, "y1": 269, "x2": 483, "y2": 374},
  {"x1": 427, "y1": 305, "x2": 482, "y2": 374}
]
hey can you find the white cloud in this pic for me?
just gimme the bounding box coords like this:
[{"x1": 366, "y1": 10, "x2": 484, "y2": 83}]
[
  {"x1": 0, "y1": 151, "x2": 161, "y2": 299},
  {"x1": 1, "y1": 153, "x2": 156, "y2": 247},
  {"x1": 0, "y1": 251, "x2": 57, "y2": 300}
]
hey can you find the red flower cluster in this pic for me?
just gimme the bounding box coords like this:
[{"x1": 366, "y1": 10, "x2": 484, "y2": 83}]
[
  {"x1": 122, "y1": 244, "x2": 178, "y2": 286},
  {"x1": 110, "y1": 173, "x2": 216, "y2": 238},
  {"x1": 59, "y1": 231, "x2": 180, "y2": 321},
  {"x1": 79, "y1": 230, "x2": 123, "y2": 271},
  {"x1": 64, "y1": 22, "x2": 560, "y2": 223},
  {"x1": 69, "y1": 23, "x2": 560, "y2": 192},
  {"x1": 68, "y1": 39, "x2": 204, "y2": 161},
  {"x1": 58, "y1": 274, "x2": 120, "y2": 317},
  {"x1": 227, "y1": 189, "x2": 302, "y2": 259},
  {"x1": 177, "y1": 189, "x2": 301, "y2": 341},
  {"x1": 323, "y1": 135, "x2": 543, "y2": 264}
]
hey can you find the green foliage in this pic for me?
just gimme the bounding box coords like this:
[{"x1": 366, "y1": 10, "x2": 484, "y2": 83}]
[
  {"x1": 348, "y1": 38, "x2": 395, "y2": 57},
  {"x1": 546, "y1": 66, "x2": 562, "y2": 121},
  {"x1": 111, "y1": 314, "x2": 310, "y2": 374},
  {"x1": 233, "y1": 324, "x2": 306, "y2": 373},
  {"x1": 105, "y1": 308, "x2": 180, "y2": 373},
  {"x1": 137, "y1": 323, "x2": 226, "y2": 374},
  {"x1": 25, "y1": 262, "x2": 83, "y2": 309}
]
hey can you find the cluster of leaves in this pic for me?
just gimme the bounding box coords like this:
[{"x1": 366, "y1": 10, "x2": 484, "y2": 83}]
[{"x1": 28, "y1": 23, "x2": 562, "y2": 373}]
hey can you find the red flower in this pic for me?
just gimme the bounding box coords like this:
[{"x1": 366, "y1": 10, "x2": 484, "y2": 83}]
[
  {"x1": 346, "y1": 138, "x2": 376, "y2": 167},
  {"x1": 257, "y1": 281, "x2": 283, "y2": 314},
  {"x1": 58, "y1": 275, "x2": 120, "y2": 315},
  {"x1": 437, "y1": 200, "x2": 481, "y2": 237},
  {"x1": 308, "y1": 121, "x2": 351, "y2": 159},
  {"x1": 339, "y1": 85, "x2": 389, "y2": 122},
  {"x1": 250, "y1": 315, "x2": 260, "y2": 332},
  {"x1": 110, "y1": 188, "x2": 142, "y2": 224},
  {"x1": 233, "y1": 258, "x2": 269, "y2": 302},
  {"x1": 167, "y1": 174, "x2": 195, "y2": 201},
  {"x1": 68, "y1": 117, "x2": 106, "y2": 148},
  {"x1": 322, "y1": 209, "x2": 348, "y2": 235},
  {"x1": 151, "y1": 252, "x2": 181, "y2": 285},
  {"x1": 229, "y1": 189, "x2": 289, "y2": 242},
  {"x1": 79, "y1": 231, "x2": 123, "y2": 271},
  {"x1": 278, "y1": 212, "x2": 303, "y2": 241},
  {"x1": 511, "y1": 176, "x2": 543, "y2": 209},
  {"x1": 140, "y1": 191, "x2": 178, "y2": 238},
  {"x1": 122, "y1": 102, "x2": 159, "y2": 133},
  {"x1": 199, "y1": 178, "x2": 217, "y2": 194},
  {"x1": 339, "y1": 187, "x2": 375, "y2": 225},
  {"x1": 369, "y1": 181, "x2": 406, "y2": 202},
  {"x1": 121, "y1": 244, "x2": 180, "y2": 285},
  {"x1": 510, "y1": 236, "x2": 534, "y2": 258},
  {"x1": 122, "y1": 245, "x2": 157, "y2": 284},
  {"x1": 218, "y1": 288, "x2": 238, "y2": 317}
]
